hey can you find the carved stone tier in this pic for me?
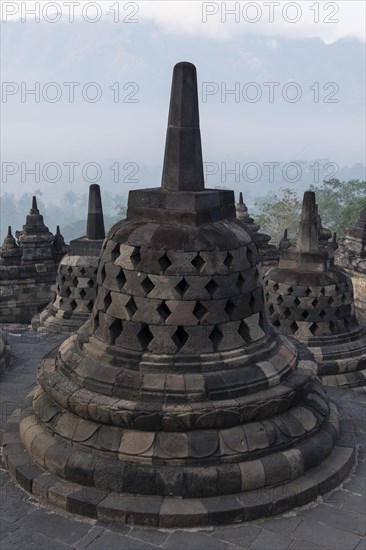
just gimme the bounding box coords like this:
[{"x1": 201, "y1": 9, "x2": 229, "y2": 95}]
[{"x1": 3, "y1": 63, "x2": 355, "y2": 527}]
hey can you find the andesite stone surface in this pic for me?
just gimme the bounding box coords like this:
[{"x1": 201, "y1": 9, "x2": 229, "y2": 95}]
[
  {"x1": 0, "y1": 328, "x2": 11, "y2": 374},
  {"x1": 3, "y1": 62, "x2": 355, "y2": 527},
  {"x1": 264, "y1": 191, "x2": 366, "y2": 388},
  {"x1": 235, "y1": 193, "x2": 279, "y2": 269},
  {"x1": 336, "y1": 206, "x2": 366, "y2": 322},
  {"x1": 33, "y1": 184, "x2": 106, "y2": 333},
  {"x1": 0, "y1": 199, "x2": 68, "y2": 324}
]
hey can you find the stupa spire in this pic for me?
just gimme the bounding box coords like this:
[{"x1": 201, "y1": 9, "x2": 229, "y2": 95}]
[
  {"x1": 31, "y1": 196, "x2": 39, "y2": 213},
  {"x1": 296, "y1": 190, "x2": 319, "y2": 253},
  {"x1": 86, "y1": 184, "x2": 105, "y2": 240},
  {"x1": 161, "y1": 61, "x2": 204, "y2": 192}
]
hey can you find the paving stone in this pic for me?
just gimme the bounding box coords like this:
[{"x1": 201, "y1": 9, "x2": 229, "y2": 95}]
[
  {"x1": 85, "y1": 530, "x2": 159, "y2": 549},
  {"x1": 301, "y1": 503, "x2": 365, "y2": 536},
  {"x1": 0, "y1": 518, "x2": 18, "y2": 541},
  {"x1": 289, "y1": 539, "x2": 328, "y2": 550},
  {"x1": 211, "y1": 524, "x2": 262, "y2": 546},
  {"x1": 0, "y1": 526, "x2": 74, "y2": 550},
  {"x1": 17, "y1": 509, "x2": 91, "y2": 544},
  {"x1": 74, "y1": 526, "x2": 104, "y2": 549},
  {"x1": 293, "y1": 519, "x2": 362, "y2": 550},
  {"x1": 129, "y1": 527, "x2": 170, "y2": 546},
  {"x1": 162, "y1": 530, "x2": 228, "y2": 550},
  {"x1": 249, "y1": 528, "x2": 293, "y2": 549}
]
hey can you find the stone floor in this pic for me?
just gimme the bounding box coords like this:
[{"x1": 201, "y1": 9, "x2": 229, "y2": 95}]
[{"x1": 0, "y1": 326, "x2": 365, "y2": 550}]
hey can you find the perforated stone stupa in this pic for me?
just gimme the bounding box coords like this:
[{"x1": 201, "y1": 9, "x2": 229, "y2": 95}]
[
  {"x1": 236, "y1": 193, "x2": 279, "y2": 268},
  {"x1": 0, "y1": 198, "x2": 68, "y2": 323},
  {"x1": 336, "y1": 207, "x2": 366, "y2": 322},
  {"x1": 33, "y1": 185, "x2": 105, "y2": 333},
  {"x1": 3, "y1": 63, "x2": 355, "y2": 527},
  {"x1": 264, "y1": 191, "x2": 366, "y2": 388}
]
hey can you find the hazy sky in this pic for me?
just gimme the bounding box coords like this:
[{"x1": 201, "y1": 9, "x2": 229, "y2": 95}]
[{"x1": 1, "y1": 1, "x2": 365, "y2": 203}]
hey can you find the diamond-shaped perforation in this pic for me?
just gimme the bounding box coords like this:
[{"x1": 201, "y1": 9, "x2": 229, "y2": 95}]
[
  {"x1": 329, "y1": 320, "x2": 337, "y2": 334},
  {"x1": 79, "y1": 289, "x2": 86, "y2": 299},
  {"x1": 309, "y1": 322, "x2": 318, "y2": 335},
  {"x1": 273, "y1": 319, "x2": 281, "y2": 328},
  {"x1": 72, "y1": 277, "x2": 78, "y2": 287},
  {"x1": 157, "y1": 301, "x2": 171, "y2": 321},
  {"x1": 87, "y1": 279, "x2": 95, "y2": 288},
  {"x1": 236, "y1": 273, "x2": 245, "y2": 292},
  {"x1": 141, "y1": 276, "x2": 155, "y2": 296},
  {"x1": 116, "y1": 269, "x2": 126, "y2": 290},
  {"x1": 111, "y1": 243, "x2": 120, "y2": 262},
  {"x1": 246, "y1": 246, "x2": 253, "y2": 264},
  {"x1": 284, "y1": 308, "x2": 291, "y2": 319},
  {"x1": 206, "y1": 279, "x2": 219, "y2": 298},
  {"x1": 108, "y1": 318, "x2": 123, "y2": 345},
  {"x1": 249, "y1": 294, "x2": 256, "y2": 312},
  {"x1": 94, "y1": 312, "x2": 99, "y2": 330},
  {"x1": 104, "y1": 292, "x2": 112, "y2": 312},
  {"x1": 319, "y1": 310, "x2": 326, "y2": 320},
  {"x1": 59, "y1": 298, "x2": 64, "y2": 305},
  {"x1": 276, "y1": 295, "x2": 284, "y2": 305},
  {"x1": 287, "y1": 286, "x2": 294, "y2": 295},
  {"x1": 209, "y1": 326, "x2": 224, "y2": 350},
  {"x1": 86, "y1": 300, "x2": 93, "y2": 313},
  {"x1": 67, "y1": 267, "x2": 73, "y2": 275},
  {"x1": 268, "y1": 304, "x2": 275, "y2": 315},
  {"x1": 172, "y1": 326, "x2": 189, "y2": 350},
  {"x1": 130, "y1": 246, "x2": 141, "y2": 268},
  {"x1": 70, "y1": 299, "x2": 77, "y2": 311},
  {"x1": 224, "y1": 252, "x2": 234, "y2": 270},
  {"x1": 66, "y1": 287, "x2": 72, "y2": 298},
  {"x1": 301, "y1": 310, "x2": 309, "y2": 320},
  {"x1": 80, "y1": 268, "x2": 86, "y2": 276},
  {"x1": 225, "y1": 299, "x2": 235, "y2": 317},
  {"x1": 61, "y1": 275, "x2": 66, "y2": 284},
  {"x1": 100, "y1": 265, "x2": 106, "y2": 284},
  {"x1": 193, "y1": 302, "x2": 208, "y2": 322},
  {"x1": 304, "y1": 288, "x2": 311, "y2": 297},
  {"x1": 341, "y1": 294, "x2": 347, "y2": 304},
  {"x1": 312, "y1": 298, "x2": 319, "y2": 308},
  {"x1": 320, "y1": 287, "x2": 325, "y2": 296},
  {"x1": 137, "y1": 324, "x2": 154, "y2": 349},
  {"x1": 191, "y1": 254, "x2": 206, "y2": 272},
  {"x1": 126, "y1": 297, "x2": 138, "y2": 319},
  {"x1": 175, "y1": 277, "x2": 190, "y2": 297},
  {"x1": 289, "y1": 321, "x2": 298, "y2": 334},
  {"x1": 238, "y1": 320, "x2": 251, "y2": 342},
  {"x1": 294, "y1": 297, "x2": 300, "y2": 307},
  {"x1": 158, "y1": 253, "x2": 172, "y2": 273},
  {"x1": 273, "y1": 282, "x2": 279, "y2": 292},
  {"x1": 328, "y1": 296, "x2": 334, "y2": 306}
]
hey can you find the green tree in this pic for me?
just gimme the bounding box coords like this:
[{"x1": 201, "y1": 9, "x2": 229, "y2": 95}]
[
  {"x1": 310, "y1": 179, "x2": 366, "y2": 235},
  {"x1": 254, "y1": 188, "x2": 302, "y2": 245}
]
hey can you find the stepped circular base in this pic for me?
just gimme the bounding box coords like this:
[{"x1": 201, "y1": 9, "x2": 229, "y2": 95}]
[
  {"x1": 3, "y1": 396, "x2": 355, "y2": 527},
  {"x1": 32, "y1": 305, "x2": 89, "y2": 334}
]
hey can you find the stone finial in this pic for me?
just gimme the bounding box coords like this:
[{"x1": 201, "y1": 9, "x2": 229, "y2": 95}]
[
  {"x1": 2, "y1": 226, "x2": 19, "y2": 250},
  {"x1": 31, "y1": 196, "x2": 39, "y2": 214},
  {"x1": 161, "y1": 61, "x2": 204, "y2": 192},
  {"x1": 296, "y1": 191, "x2": 319, "y2": 253},
  {"x1": 86, "y1": 184, "x2": 105, "y2": 241},
  {"x1": 279, "y1": 229, "x2": 292, "y2": 251},
  {"x1": 239, "y1": 192, "x2": 244, "y2": 205}
]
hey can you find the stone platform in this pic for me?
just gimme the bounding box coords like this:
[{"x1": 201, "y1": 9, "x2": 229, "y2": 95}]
[{"x1": 0, "y1": 328, "x2": 364, "y2": 549}]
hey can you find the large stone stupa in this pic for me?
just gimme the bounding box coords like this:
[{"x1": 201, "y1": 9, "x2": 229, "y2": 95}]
[
  {"x1": 3, "y1": 63, "x2": 355, "y2": 527},
  {"x1": 33, "y1": 184, "x2": 106, "y2": 333},
  {"x1": 264, "y1": 191, "x2": 366, "y2": 388}
]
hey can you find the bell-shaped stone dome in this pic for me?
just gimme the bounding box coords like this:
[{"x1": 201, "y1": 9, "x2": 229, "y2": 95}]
[
  {"x1": 34, "y1": 184, "x2": 106, "y2": 333},
  {"x1": 264, "y1": 191, "x2": 366, "y2": 388},
  {"x1": 4, "y1": 63, "x2": 355, "y2": 527}
]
